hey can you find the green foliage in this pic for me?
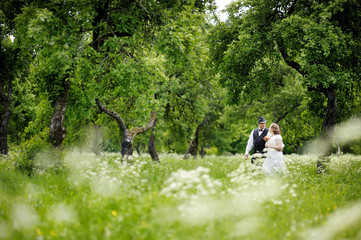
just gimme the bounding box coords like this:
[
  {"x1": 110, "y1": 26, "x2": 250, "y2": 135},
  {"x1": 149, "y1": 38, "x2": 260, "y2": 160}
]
[
  {"x1": 20, "y1": 97, "x2": 52, "y2": 140},
  {"x1": 6, "y1": 78, "x2": 36, "y2": 144},
  {"x1": 210, "y1": 0, "x2": 361, "y2": 133},
  {"x1": 153, "y1": 8, "x2": 219, "y2": 152},
  {"x1": 2, "y1": 0, "x2": 360, "y2": 156},
  {"x1": 212, "y1": 61, "x2": 323, "y2": 155},
  {"x1": 12, "y1": 129, "x2": 53, "y2": 175}
]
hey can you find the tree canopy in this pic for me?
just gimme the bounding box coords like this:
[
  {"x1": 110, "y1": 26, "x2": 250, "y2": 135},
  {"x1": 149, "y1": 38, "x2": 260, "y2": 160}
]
[
  {"x1": 0, "y1": 0, "x2": 360, "y2": 163},
  {"x1": 210, "y1": 0, "x2": 360, "y2": 130}
]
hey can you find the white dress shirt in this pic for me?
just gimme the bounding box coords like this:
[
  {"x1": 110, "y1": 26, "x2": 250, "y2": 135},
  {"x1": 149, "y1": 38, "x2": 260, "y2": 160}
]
[{"x1": 245, "y1": 129, "x2": 271, "y2": 156}]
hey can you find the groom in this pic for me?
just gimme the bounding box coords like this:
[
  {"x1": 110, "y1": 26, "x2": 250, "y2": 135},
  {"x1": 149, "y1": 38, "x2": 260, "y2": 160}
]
[{"x1": 245, "y1": 116, "x2": 270, "y2": 164}]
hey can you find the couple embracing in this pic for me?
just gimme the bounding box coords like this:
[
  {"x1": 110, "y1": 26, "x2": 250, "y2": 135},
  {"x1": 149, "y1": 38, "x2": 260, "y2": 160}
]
[{"x1": 244, "y1": 117, "x2": 287, "y2": 175}]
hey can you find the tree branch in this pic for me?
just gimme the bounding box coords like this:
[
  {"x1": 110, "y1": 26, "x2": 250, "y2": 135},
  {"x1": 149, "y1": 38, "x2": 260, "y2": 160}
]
[
  {"x1": 277, "y1": 41, "x2": 306, "y2": 77},
  {"x1": 95, "y1": 99, "x2": 127, "y2": 131},
  {"x1": 274, "y1": 101, "x2": 300, "y2": 123},
  {"x1": 129, "y1": 111, "x2": 157, "y2": 135}
]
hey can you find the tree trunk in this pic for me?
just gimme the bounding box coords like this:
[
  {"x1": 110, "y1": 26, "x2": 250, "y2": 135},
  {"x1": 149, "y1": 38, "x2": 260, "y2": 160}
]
[
  {"x1": 95, "y1": 99, "x2": 156, "y2": 162},
  {"x1": 278, "y1": 40, "x2": 339, "y2": 172},
  {"x1": 293, "y1": 143, "x2": 300, "y2": 154},
  {"x1": 121, "y1": 135, "x2": 134, "y2": 161},
  {"x1": 91, "y1": 0, "x2": 110, "y2": 51},
  {"x1": 49, "y1": 80, "x2": 71, "y2": 149},
  {"x1": 317, "y1": 88, "x2": 338, "y2": 173},
  {"x1": 135, "y1": 142, "x2": 142, "y2": 156},
  {"x1": 92, "y1": 122, "x2": 102, "y2": 156},
  {"x1": 0, "y1": 80, "x2": 12, "y2": 155},
  {"x1": 321, "y1": 88, "x2": 338, "y2": 133},
  {"x1": 148, "y1": 129, "x2": 159, "y2": 162},
  {"x1": 184, "y1": 125, "x2": 200, "y2": 159},
  {"x1": 200, "y1": 145, "x2": 206, "y2": 158}
]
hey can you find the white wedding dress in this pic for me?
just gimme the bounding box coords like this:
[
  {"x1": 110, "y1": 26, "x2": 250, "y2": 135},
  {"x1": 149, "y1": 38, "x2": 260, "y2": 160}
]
[{"x1": 261, "y1": 135, "x2": 288, "y2": 176}]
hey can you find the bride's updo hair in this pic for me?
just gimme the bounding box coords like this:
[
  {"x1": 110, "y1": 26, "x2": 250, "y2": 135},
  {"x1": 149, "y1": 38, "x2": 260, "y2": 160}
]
[{"x1": 270, "y1": 123, "x2": 281, "y2": 135}]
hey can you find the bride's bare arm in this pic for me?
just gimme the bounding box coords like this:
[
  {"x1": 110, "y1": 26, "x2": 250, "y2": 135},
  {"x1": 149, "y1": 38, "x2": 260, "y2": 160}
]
[{"x1": 266, "y1": 139, "x2": 283, "y2": 151}]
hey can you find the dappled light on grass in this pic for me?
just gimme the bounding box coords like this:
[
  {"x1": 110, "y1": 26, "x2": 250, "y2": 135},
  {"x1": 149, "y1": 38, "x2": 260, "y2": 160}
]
[{"x1": 0, "y1": 152, "x2": 361, "y2": 239}]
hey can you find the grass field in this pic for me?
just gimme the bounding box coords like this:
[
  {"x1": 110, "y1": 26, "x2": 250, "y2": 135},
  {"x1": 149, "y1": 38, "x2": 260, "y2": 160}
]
[{"x1": 1, "y1": 152, "x2": 361, "y2": 239}]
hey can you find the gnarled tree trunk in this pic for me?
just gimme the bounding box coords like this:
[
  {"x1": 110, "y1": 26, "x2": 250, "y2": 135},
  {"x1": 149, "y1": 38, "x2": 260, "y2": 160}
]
[
  {"x1": 278, "y1": 41, "x2": 339, "y2": 172},
  {"x1": 317, "y1": 88, "x2": 338, "y2": 173},
  {"x1": 0, "y1": 80, "x2": 12, "y2": 155},
  {"x1": 184, "y1": 125, "x2": 200, "y2": 159},
  {"x1": 92, "y1": 121, "x2": 102, "y2": 156},
  {"x1": 148, "y1": 129, "x2": 159, "y2": 162},
  {"x1": 135, "y1": 142, "x2": 142, "y2": 156},
  {"x1": 321, "y1": 88, "x2": 338, "y2": 133},
  {"x1": 95, "y1": 99, "x2": 156, "y2": 162},
  {"x1": 49, "y1": 80, "x2": 71, "y2": 149}
]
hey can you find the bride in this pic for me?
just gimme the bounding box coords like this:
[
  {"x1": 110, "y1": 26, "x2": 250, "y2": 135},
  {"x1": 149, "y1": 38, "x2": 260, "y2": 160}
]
[{"x1": 261, "y1": 123, "x2": 288, "y2": 175}]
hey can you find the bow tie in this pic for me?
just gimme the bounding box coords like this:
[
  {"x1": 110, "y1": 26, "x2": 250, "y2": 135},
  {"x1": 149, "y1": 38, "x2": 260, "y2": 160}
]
[{"x1": 259, "y1": 129, "x2": 263, "y2": 131}]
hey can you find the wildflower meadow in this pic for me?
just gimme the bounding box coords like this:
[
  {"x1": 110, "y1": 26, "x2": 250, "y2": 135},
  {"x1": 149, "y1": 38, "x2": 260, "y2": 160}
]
[
  {"x1": 2, "y1": 0, "x2": 361, "y2": 239},
  {"x1": 1, "y1": 152, "x2": 361, "y2": 240}
]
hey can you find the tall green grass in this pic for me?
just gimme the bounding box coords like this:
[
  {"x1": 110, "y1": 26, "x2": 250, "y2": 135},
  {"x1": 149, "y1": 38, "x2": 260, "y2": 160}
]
[{"x1": 1, "y1": 152, "x2": 361, "y2": 239}]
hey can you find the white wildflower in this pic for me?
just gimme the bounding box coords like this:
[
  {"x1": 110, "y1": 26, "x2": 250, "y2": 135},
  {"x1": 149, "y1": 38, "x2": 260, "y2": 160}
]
[{"x1": 11, "y1": 202, "x2": 39, "y2": 230}]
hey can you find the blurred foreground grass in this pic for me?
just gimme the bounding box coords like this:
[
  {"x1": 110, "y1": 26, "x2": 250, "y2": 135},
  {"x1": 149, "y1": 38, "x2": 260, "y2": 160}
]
[{"x1": 0, "y1": 153, "x2": 361, "y2": 239}]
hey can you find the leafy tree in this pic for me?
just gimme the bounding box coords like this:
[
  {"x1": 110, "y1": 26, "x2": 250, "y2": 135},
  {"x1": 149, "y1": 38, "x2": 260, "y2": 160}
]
[
  {"x1": 0, "y1": 35, "x2": 16, "y2": 154},
  {"x1": 89, "y1": 0, "x2": 217, "y2": 158},
  {"x1": 205, "y1": 58, "x2": 322, "y2": 155},
  {"x1": 210, "y1": 0, "x2": 361, "y2": 159},
  {"x1": 154, "y1": 6, "x2": 218, "y2": 155},
  {"x1": 15, "y1": 0, "x2": 96, "y2": 149},
  {"x1": 96, "y1": 99, "x2": 157, "y2": 161},
  {"x1": 12, "y1": 0, "x2": 215, "y2": 154},
  {"x1": 0, "y1": 0, "x2": 29, "y2": 154}
]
